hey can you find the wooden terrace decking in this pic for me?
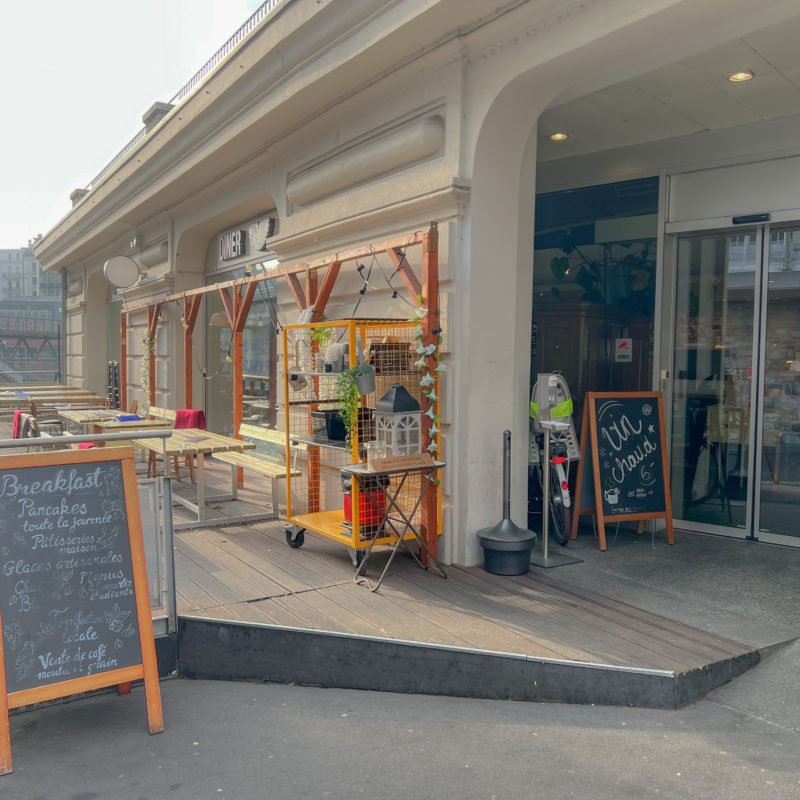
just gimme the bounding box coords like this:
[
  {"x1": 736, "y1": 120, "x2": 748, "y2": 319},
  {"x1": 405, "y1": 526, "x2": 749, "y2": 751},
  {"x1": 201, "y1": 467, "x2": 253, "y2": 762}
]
[{"x1": 172, "y1": 459, "x2": 752, "y2": 676}]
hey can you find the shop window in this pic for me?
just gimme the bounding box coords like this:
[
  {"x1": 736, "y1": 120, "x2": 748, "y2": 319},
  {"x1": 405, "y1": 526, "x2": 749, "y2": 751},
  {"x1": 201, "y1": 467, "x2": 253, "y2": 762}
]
[
  {"x1": 204, "y1": 263, "x2": 279, "y2": 436},
  {"x1": 532, "y1": 176, "x2": 659, "y2": 423}
]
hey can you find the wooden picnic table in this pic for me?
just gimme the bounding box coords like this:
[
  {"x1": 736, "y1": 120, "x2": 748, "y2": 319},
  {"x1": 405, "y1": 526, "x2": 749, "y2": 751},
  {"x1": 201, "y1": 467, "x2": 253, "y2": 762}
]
[
  {"x1": 130, "y1": 428, "x2": 269, "y2": 530},
  {"x1": 58, "y1": 408, "x2": 120, "y2": 432},
  {"x1": 1, "y1": 393, "x2": 107, "y2": 410}
]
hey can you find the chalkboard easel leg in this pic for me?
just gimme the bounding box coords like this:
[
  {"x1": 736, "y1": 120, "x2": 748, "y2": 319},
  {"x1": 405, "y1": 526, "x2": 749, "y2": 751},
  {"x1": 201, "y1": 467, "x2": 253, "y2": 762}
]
[
  {"x1": 117, "y1": 682, "x2": 132, "y2": 695},
  {"x1": 144, "y1": 673, "x2": 164, "y2": 735},
  {"x1": 0, "y1": 715, "x2": 10, "y2": 775},
  {"x1": 1, "y1": 630, "x2": 10, "y2": 774}
]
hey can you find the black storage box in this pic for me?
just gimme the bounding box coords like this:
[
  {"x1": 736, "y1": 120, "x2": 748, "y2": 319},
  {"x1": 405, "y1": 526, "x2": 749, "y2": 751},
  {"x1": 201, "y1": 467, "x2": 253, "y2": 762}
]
[{"x1": 310, "y1": 409, "x2": 346, "y2": 441}]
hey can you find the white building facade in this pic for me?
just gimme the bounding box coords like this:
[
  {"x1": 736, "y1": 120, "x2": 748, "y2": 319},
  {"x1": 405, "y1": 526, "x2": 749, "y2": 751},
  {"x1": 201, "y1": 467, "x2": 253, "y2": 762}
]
[{"x1": 35, "y1": 0, "x2": 800, "y2": 564}]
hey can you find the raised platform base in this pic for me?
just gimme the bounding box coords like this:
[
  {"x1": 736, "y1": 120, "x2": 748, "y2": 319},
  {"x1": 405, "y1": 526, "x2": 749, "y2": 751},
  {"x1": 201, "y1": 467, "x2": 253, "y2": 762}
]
[{"x1": 177, "y1": 616, "x2": 759, "y2": 710}]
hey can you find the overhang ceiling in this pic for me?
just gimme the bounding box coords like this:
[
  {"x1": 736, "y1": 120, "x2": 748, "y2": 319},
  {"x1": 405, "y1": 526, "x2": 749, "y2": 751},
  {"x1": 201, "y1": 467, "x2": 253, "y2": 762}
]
[{"x1": 538, "y1": 14, "x2": 800, "y2": 162}]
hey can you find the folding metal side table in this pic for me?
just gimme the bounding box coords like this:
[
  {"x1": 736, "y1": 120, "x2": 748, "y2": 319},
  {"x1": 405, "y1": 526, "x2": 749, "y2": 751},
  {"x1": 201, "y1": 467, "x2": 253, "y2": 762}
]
[{"x1": 340, "y1": 460, "x2": 447, "y2": 592}]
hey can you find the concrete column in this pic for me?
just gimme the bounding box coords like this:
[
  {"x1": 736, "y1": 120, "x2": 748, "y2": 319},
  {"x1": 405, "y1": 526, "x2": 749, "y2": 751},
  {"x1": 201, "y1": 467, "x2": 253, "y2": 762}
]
[{"x1": 451, "y1": 78, "x2": 551, "y2": 566}]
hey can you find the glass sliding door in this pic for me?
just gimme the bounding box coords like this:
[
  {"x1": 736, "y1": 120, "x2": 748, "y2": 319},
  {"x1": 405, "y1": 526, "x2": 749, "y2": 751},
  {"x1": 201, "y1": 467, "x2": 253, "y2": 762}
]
[
  {"x1": 757, "y1": 228, "x2": 800, "y2": 542},
  {"x1": 670, "y1": 230, "x2": 758, "y2": 533},
  {"x1": 669, "y1": 225, "x2": 800, "y2": 545}
]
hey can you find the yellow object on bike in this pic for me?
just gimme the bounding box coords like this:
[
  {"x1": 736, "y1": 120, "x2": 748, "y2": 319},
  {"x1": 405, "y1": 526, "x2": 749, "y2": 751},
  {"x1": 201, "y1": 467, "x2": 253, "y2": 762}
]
[{"x1": 530, "y1": 397, "x2": 573, "y2": 420}]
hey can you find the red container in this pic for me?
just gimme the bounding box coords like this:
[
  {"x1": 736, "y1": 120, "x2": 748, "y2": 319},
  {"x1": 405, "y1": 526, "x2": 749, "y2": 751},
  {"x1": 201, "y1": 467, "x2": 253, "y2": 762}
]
[{"x1": 343, "y1": 490, "x2": 386, "y2": 537}]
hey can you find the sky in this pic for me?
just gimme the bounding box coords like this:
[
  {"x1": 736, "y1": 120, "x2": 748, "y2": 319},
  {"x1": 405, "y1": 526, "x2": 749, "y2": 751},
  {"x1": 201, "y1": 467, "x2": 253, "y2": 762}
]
[{"x1": 0, "y1": 0, "x2": 263, "y2": 249}]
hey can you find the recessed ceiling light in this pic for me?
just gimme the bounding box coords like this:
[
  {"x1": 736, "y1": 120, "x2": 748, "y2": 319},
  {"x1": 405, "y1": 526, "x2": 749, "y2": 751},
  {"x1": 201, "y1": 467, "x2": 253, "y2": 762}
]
[
  {"x1": 728, "y1": 70, "x2": 754, "y2": 82},
  {"x1": 549, "y1": 132, "x2": 569, "y2": 141}
]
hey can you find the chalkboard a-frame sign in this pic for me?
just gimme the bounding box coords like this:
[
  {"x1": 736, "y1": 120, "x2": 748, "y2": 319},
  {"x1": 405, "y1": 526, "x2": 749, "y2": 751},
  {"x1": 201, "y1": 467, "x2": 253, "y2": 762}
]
[
  {"x1": 0, "y1": 448, "x2": 163, "y2": 775},
  {"x1": 570, "y1": 392, "x2": 675, "y2": 551}
]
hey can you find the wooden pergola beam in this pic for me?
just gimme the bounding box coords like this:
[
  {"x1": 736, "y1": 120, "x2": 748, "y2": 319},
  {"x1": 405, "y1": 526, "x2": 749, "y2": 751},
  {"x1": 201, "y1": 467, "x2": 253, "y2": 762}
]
[
  {"x1": 183, "y1": 295, "x2": 202, "y2": 408},
  {"x1": 286, "y1": 273, "x2": 307, "y2": 311},
  {"x1": 146, "y1": 302, "x2": 165, "y2": 407},
  {"x1": 218, "y1": 287, "x2": 235, "y2": 327},
  {"x1": 311, "y1": 261, "x2": 341, "y2": 321},
  {"x1": 387, "y1": 248, "x2": 422, "y2": 302},
  {"x1": 123, "y1": 231, "x2": 426, "y2": 315},
  {"x1": 234, "y1": 281, "x2": 258, "y2": 333}
]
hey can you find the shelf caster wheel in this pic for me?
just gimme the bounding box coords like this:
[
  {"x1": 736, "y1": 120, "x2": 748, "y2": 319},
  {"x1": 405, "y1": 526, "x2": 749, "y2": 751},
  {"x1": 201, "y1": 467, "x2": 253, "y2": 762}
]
[
  {"x1": 347, "y1": 547, "x2": 366, "y2": 570},
  {"x1": 285, "y1": 527, "x2": 305, "y2": 548}
]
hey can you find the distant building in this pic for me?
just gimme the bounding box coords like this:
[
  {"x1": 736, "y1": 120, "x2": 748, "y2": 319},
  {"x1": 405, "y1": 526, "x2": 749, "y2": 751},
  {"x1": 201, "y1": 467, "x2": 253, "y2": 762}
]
[{"x1": 0, "y1": 237, "x2": 62, "y2": 382}]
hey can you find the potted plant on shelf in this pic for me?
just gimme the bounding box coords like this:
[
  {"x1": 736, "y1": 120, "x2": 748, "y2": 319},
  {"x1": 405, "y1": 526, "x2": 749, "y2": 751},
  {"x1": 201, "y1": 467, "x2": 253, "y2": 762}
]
[
  {"x1": 351, "y1": 363, "x2": 376, "y2": 395},
  {"x1": 336, "y1": 365, "x2": 376, "y2": 445}
]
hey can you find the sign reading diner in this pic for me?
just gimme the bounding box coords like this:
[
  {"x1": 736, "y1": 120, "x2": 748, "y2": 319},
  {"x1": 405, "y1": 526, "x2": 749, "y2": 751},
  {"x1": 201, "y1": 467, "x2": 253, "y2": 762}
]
[{"x1": 219, "y1": 229, "x2": 246, "y2": 261}]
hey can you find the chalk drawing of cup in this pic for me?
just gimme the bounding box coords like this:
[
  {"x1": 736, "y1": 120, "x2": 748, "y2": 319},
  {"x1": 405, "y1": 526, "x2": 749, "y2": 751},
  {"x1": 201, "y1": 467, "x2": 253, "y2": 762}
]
[{"x1": 604, "y1": 488, "x2": 619, "y2": 505}]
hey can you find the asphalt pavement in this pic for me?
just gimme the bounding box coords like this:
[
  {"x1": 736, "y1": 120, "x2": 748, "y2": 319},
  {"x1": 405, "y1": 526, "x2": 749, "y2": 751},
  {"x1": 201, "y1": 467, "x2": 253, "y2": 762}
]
[{"x1": 4, "y1": 677, "x2": 800, "y2": 800}]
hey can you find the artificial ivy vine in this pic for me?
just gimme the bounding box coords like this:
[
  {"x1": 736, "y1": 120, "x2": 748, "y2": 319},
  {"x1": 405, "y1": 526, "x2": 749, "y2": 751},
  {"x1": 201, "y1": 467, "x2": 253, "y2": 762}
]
[
  {"x1": 412, "y1": 296, "x2": 444, "y2": 456},
  {"x1": 141, "y1": 334, "x2": 155, "y2": 394}
]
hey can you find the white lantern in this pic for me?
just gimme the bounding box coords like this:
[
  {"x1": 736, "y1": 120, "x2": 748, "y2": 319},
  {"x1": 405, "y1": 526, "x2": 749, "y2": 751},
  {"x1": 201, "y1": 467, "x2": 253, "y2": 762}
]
[{"x1": 374, "y1": 383, "x2": 422, "y2": 456}]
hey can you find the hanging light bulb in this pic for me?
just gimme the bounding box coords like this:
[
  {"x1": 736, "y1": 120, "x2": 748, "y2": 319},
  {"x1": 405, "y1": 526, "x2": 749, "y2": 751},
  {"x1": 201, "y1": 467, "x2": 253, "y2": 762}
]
[{"x1": 225, "y1": 355, "x2": 233, "y2": 363}]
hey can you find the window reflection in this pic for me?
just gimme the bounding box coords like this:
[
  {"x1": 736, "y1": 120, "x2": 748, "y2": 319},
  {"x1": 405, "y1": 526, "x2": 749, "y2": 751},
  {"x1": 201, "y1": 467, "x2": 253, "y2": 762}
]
[{"x1": 204, "y1": 263, "x2": 279, "y2": 436}]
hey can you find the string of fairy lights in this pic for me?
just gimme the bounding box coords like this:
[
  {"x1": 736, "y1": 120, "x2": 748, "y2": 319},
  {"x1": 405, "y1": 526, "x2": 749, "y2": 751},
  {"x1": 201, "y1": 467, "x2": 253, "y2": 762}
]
[{"x1": 126, "y1": 235, "x2": 430, "y2": 384}]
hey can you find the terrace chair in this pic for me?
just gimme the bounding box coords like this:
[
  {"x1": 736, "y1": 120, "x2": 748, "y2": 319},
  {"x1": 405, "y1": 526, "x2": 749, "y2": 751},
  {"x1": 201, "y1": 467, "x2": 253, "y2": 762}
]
[{"x1": 30, "y1": 399, "x2": 63, "y2": 436}]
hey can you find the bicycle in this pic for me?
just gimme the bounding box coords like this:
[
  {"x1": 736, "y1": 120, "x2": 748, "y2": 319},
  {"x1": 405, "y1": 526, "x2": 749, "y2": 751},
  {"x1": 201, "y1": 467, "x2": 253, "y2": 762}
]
[
  {"x1": 530, "y1": 429, "x2": 572, "y2": 545},
  {"x1": 529, "y1": 374, "x2": 580, "y2": 547}
]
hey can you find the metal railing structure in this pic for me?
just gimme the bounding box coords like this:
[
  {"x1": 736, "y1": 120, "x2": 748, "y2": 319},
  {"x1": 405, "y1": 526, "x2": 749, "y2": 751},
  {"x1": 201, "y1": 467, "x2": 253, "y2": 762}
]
[
  {"x1": 88, "y1": 0, "x2": 288, "y2": 189},
  {"x1": 0, "y1": 428, "x2": 171, "y2": 451},
  {"x1": 0, "y1": 328, "x2": 61, "y2": 383}
]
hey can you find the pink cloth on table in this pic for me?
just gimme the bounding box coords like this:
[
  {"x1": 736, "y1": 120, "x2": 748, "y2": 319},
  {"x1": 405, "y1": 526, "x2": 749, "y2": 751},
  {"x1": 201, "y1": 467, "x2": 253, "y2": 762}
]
[
  {"x1": 78, "y1": 442, "x2": 96, "y2": 449},
  {"x1": 175, "y1": 409, "x2": 206, "y2": 430},
  {"x1": 12, "y1": 409, "x2": 24, "y2": 439}
]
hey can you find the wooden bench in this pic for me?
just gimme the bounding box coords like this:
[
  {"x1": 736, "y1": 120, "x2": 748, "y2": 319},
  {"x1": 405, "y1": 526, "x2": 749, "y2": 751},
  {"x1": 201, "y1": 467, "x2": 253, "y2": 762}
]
[{"x1": 212, "y1": 424, "x2": 305, "y2": 516}]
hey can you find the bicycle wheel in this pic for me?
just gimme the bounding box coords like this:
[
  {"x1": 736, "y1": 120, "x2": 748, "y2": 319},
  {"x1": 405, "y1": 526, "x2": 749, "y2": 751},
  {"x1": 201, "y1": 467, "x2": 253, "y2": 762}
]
[
  {"x1": 546, "y1": 463, "x2": 570, "y2": 546},
  {"x1": 533, "y1": 463, "x2": 567, "y2": 546}
]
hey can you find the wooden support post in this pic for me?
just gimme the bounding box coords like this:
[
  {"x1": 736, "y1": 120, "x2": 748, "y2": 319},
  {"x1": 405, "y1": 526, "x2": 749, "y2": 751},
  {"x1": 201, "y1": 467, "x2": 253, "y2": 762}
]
[
  {"x1": 183, "y1": 295, "x2": 202, "y2": 408},
  {"x1": 420, "y1": 222, "x2": 440, "y2": 562},
  {"x1": 147, "y1": 303, "x2": 164, "y2": 408},
  {"x1": 232, "y1": 283, "x2": 257, "y2": 443},
  {"x1": 120, "y1": 311, "x2": 128, "y2": 412},
  {"x1": 307, "y1": 270, "x2": 321, "y2": 513},
  {"x1": 268, "y1": 296, "x2": 278, "y2": 428},
  {"x1": 219, "y1": 283, "x2": 257, "y2": 488}
]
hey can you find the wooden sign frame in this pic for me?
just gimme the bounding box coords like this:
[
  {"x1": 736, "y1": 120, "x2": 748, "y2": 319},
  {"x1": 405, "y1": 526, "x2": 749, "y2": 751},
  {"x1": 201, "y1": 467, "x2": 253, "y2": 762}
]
[
  {"x1": 0, "y1": 448, "x2": 163, "y2": 775},
  {"x1": 570, "y1": 391, "x2": 675, "y2": 551}
]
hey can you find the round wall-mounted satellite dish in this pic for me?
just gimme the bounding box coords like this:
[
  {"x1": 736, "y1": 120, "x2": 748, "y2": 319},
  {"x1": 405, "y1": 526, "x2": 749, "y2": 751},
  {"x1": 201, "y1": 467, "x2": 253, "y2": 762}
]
[{"x1": 103, "y1": 255, "x2": 141, "y2": 289}]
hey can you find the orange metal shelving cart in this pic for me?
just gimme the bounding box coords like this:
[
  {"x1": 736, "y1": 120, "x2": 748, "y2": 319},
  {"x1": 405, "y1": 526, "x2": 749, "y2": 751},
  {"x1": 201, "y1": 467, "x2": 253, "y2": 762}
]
[{"x1": 282, "y1": 319, "x2": 441, "y2": 567}]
